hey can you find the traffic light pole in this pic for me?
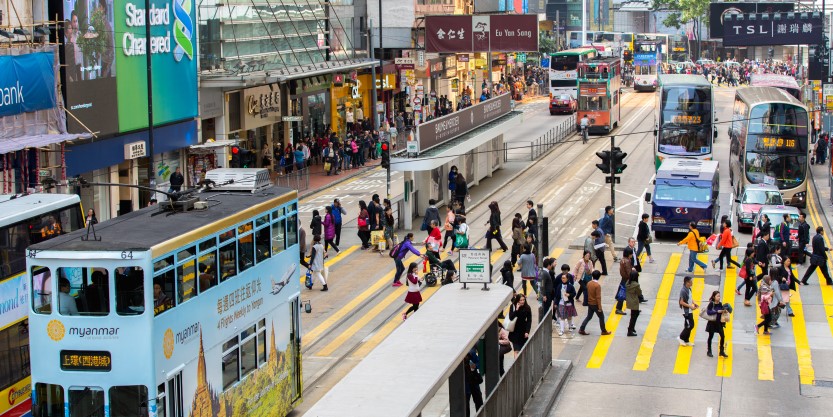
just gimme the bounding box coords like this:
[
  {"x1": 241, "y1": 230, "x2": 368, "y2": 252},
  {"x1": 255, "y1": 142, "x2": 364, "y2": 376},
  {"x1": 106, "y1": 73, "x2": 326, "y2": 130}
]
[{"x1": 609, "y1": 135, "x2": 615, "y2": 241}]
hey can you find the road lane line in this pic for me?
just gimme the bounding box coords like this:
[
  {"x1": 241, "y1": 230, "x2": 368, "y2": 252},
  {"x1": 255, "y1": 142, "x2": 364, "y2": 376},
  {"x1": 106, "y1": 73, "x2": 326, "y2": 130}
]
[
  {"x1": 755, "y1": 289, "x2": 775, "y2": 381},
  {"x1": 302, "y1": 253, "x2": 420, "y2": 346},
  {"x1": 586, "y1": 300, "x2": 625, "y2": 369},
  {"x1": 806, "y1": 186, "x2": 833, "y2": 339},
  {"x1": 789, "y1": 269, "x2": 815, "y2": 385},
  {"x1": 633, "y1": 253, "x2": 681, "y2": 371},
  {"x1": 673, "y1": 277, "x2": 703, "y2": 374},
  {"x1": 716, "y1": 259, "x2": 736, "y2": 378}
]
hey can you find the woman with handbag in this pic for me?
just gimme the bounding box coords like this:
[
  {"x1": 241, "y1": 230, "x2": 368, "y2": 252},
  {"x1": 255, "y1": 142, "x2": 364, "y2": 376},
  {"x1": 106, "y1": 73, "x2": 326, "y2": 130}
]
[
  {"x1": 402, "y1": 262, "x2": 423, "y2": 320},
  {"x1": 625, "y1": 271, "x2": 643, "y2": 337},
  {"x1": 357, "y1": 200, "x2": 371, "y2": 250},
  {"x1": 454, "y1": 216, "x2": 469, "y2": 251},
  {"x1": 711, "y1": 219, "x2": 741, "y2": 270},
  {"x1": 574, "y1": 250, "x2": 594, "y2": 305},
  {"x1": 518, "y1": 245, "x2": 538, "y2": 296},
  {"x1": 485, "y1": 201, "x2": 509, "y2": 252},
  {"x1": 703, "y1": 291, "x2": 728, "y2": 358},
  {"x1": 508, "y1": 293, "x2": 532, "y2": 355},
  {"x1": 636, "y1": 213, "x2": 655, "y2": 263},
  {"x1": 757, "y1": 276, "x2": 775, "y2": 335}
]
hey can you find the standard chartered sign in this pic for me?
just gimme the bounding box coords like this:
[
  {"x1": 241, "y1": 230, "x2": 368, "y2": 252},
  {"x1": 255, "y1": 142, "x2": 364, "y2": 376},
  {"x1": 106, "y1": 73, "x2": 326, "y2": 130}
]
[{"x1": 122, "y1": 0, "x2": 193, "y2": 60}]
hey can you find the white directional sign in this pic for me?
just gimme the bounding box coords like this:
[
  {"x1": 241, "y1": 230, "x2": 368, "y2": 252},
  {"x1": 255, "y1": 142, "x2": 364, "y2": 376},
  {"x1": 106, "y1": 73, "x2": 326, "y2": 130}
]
[{"x1": 459, "y1": 249, "x2": 491, "y2": 284}]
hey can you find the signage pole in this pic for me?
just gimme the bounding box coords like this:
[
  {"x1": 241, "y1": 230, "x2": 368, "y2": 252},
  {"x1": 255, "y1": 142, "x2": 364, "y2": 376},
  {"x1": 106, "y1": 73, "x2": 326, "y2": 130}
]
[
  {"x1": 581, "y1": 0, "x2": 587, "y2": 49},
  {"x1": 144, "y1": 0, "x2": 155, "y2": 199},
  {"x1": 610, "y1": 136, "x2": 616, "y2": 241},
  {"x1": 369, "y1": 19, "x2": 379, "y2": 131},
  {"x1": 379, "y1": 0, "x2": 390, "y2": 199}
]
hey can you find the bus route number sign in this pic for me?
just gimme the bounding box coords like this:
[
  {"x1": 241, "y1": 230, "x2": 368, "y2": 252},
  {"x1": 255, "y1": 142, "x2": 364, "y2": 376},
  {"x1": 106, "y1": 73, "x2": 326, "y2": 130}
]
[
  {"x1": 671, "y1": 115, "x2": 701, "y2": 124},
  {"x1": 60, "y1": 350, "x2": 112, "y2": 371},
  {"x1": 758, "y1": 137, "x2": 797, "y2": 150}
]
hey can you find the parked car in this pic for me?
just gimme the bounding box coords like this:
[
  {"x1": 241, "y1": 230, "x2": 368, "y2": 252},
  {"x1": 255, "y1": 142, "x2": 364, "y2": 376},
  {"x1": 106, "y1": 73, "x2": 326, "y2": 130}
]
[
  {"x1": 752, "y1": 205, "x2": 802, "y2": 262},
  {"x1": 549, "y1": 93, "x2": 577, "y2": 115},
  {"x1": 735, "y1": 184, "x2": 784, "y2": 232}
]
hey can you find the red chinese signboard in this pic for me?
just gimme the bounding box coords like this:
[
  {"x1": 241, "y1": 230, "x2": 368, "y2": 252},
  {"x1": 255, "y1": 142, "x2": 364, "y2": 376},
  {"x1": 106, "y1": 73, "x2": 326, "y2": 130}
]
[{"x1": 426, "y1": 14, "x2": 538, "y2": 53}]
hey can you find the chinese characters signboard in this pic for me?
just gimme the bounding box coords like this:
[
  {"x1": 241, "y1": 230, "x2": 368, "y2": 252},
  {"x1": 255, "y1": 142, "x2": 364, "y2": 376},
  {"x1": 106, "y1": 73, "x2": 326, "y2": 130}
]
[
  {"x1": 425, "y1": 14, "x2": 539, "y2": 53},
  {"x1": 722, "y1": 13, "x2": 822, "y2": 46},
  {"x1": 60, "y1": 350, "x2": 112, "y2": 371},
  {"x1": 579, "y1": 84, "x2": 607, "y2": 97}
]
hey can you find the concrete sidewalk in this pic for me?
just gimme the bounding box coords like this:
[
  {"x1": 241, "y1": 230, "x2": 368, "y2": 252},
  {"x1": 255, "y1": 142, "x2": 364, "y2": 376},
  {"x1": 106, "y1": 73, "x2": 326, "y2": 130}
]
[{"x1": 809, "y1": 158, "x2": 833, "y2": 219}]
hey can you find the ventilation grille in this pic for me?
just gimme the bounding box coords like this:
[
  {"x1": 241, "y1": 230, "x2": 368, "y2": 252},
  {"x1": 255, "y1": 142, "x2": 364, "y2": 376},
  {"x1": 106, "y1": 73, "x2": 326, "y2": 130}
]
[{"x1": 204, "y1": 168, "x2": 272, "y2": 193}]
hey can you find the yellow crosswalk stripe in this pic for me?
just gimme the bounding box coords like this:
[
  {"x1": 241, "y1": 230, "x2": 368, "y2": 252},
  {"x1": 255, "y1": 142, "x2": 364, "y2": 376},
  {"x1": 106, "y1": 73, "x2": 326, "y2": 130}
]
[
  {"x1": 633, "y1": 253, "x2": 681, "y2": 371},
  {"x1": 298, "y1": 245, "x2": 360, "y2": 284},
  {"x1": 754, "y1": 289, "x2": 775, "y2": 381},
  {"x1": 673, "y1": 276, "x2": 703, "y2": 374},
  {"x1": 716, "y1": 259, "x2": 737, "y2": 377},
  {"x1": 789, "y1": 271, "x2": 815, "y2": 385},
  {"x1": 806, "y1": 186, "x2": 833, "y2": 339},
  {"x1": 586, "y1": 301, "x2": 625, "y2": 369}
]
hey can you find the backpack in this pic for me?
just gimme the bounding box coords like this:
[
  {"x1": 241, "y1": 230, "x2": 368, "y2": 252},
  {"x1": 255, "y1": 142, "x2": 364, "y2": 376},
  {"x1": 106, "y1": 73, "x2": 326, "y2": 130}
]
[
  {"x1": 773, "y1": 223, "x2": 782, "y2": 242},
  {"x1": 389, "y1": 241, "x2": 403, "y2": 258}
]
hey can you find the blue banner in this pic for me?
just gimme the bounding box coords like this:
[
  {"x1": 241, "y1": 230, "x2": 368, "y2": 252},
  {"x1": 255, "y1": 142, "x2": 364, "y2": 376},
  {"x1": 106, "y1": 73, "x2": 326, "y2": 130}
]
[
  {"x1": 634, "y1": 53, "x2": 657, "y2": 66},
  {"x1": 0, "y1": 52, "x2": 56, "y2": 117}
]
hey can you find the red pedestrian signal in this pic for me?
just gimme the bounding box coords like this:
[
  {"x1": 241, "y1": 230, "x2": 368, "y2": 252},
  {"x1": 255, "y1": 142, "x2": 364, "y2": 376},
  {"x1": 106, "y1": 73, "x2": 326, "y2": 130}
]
[
  {"x1": 381, "y1": 142, "x2": 391, "y2": 169},
  {"x1": 231, "y1": 146, "x2": 240, "y2": 154}
]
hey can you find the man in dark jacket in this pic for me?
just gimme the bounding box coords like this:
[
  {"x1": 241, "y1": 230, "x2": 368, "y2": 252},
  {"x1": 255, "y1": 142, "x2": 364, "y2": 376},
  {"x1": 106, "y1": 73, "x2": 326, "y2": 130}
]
[
  {"x1": 599, "y1": 206, "x2": 619, "y2": 262},
  {"x1": 801, "y1": 226, "x2": 833, "y2": 285},
  {"x1": 539, "y1": 258, "x2": 555, "y2": 318},
  {"x1": 798, "y1": 212, "x2": 812, "y2": 263},
  {"x1": 168, "y1": 167, "x2": 184, "y2": 192},
  {"x1": 755, "y1": 233, "x2": 771, "y2": 280},
  {"x1": 775, "y1": 214, "x2": 791, "y2": 250},
  {"x1": 615, "y1": 247, "x2": 634, "y2": 315}
]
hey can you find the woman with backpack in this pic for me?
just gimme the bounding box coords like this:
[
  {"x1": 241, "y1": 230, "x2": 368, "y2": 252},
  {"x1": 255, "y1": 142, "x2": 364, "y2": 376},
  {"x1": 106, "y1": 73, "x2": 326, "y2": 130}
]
[
  {"x1": 678, "y1": 222, "x2": 709, "y2": 273},
  {"x1": 402, "y1": 262, "x2": 423, "y2": 320},
  {"x1": 310, "y1": 209, "x2": 323, "y2": 238},
  {"x1": 704, "y1": 291, "x2": 728, "y2": 358}
]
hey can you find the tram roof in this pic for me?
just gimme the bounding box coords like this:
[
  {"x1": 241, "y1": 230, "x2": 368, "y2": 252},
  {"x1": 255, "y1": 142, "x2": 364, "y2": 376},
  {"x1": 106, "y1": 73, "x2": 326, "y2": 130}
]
[
  {"x1": 28, "y1": 186, "x2": 296, "y2": 254},
  {"x1": 0, "y1": 193, "x2": 81, "y2": 226},
  {"x1": 658, "y1": 74, "x2": 711, "y2": 87},
  {"x1": 735, "y1": 86, "x2": 804, "y2": 106}
]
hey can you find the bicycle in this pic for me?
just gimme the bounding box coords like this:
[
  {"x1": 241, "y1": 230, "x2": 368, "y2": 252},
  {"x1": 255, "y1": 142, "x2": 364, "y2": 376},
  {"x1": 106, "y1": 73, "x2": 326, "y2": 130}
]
[{"x1": 580, "y1": 125, "x2": 589, "y2": 144}]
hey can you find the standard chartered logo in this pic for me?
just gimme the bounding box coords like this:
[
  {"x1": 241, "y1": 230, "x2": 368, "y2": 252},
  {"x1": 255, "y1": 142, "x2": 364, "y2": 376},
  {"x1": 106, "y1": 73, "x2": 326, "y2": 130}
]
[{"x1": 173, "y1": 0, "x2": 193, "y2": 62}]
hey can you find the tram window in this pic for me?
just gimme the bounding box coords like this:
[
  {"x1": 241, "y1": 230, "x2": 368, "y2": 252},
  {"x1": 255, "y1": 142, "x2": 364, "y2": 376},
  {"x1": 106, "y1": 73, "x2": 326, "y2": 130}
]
[
  {"x1": 177, "y1": 260, "x2": 196, "y2": 304},
  {"x1": 33, "y1": 383, "x2": 63, "y2": 417},
  {"x1": 57, "y1": 267, "x2": 110, "y2": 316},
  {"x1": 109, "y1": 385, "x2": 148, "y2": 417},
  {"x1": 154, "y1": 270, "x2": 175, "y2": 315},
  {"x1": 271, "y1": 219, "x2": 286, "y2": 255},
  {"x1": 54, "y1": 269, "x2": 80, "y2": 316},
  {"x1": 177, "y1": 247, "x2": 196, "y2": 262},
  {"x1": 154, "y1": 256, "x2": 174, "y2": 273},
  {"x1": 221, "y1": 337, "x2": 239, "y2": 390},
  {"x1": 238, "y1": 222, "x2": 253, "y2": 235},
  {"x1": 198, "y1": 237, "x2": 216, "y2": 253},
  {"x1": 238, "y1": 234, "x2": 254, "y2": 273},
  {"x1": 287, "y1": 213, "x2": 298, "y2": 246},
  {"x1": 115, "y1": 267, "x2": 144, "y2": 316},
  {"x1": 272, "y1": 207, "x2": 285, "y2": 221},
  {"x1": 255, "y1": 227, "x2": 271, "y2": 263},
  {"x1": 31, "y1": 267, "x2": 52, "y2": 314},
  {"x1": 156, "y1": 384, "x2": 166, "y2": 417},
  {"x1": 0, "y1": 223, "x2": 28, "y2": 279},
  {"x1": 219, "y1": 242, "x2": 237, "y2": 282},
  {"x1": 68, "y1": 386, "x2": 104, "y2": 417},
  {"x1": 198, "y1": 251, "x2": 218, "y2": 293},
  {"x1": 219, "y1": 229, "x2": 235, "y2": 243},
  {"x1": 0, "y1": 320, "x2": 30, "y2": 392},
  {"x1": 256, "y1": 214, "x2": 269, "y2": 227}
]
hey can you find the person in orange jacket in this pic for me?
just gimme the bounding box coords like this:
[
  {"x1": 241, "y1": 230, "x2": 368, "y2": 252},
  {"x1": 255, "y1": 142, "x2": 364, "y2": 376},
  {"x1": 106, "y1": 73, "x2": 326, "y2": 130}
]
[
  {"x1": 712, "y1": 219, "x2": 741, "y2": 271},
  {"x1": 678, "y1": 222, "x2": 709, "y2": 273}
]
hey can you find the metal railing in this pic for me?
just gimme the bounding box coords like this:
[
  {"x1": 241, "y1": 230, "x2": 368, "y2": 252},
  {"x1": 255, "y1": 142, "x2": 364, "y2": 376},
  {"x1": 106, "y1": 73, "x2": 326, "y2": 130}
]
[
  {"x1": 476, "y1": 307, "x2": 554, "y2": 417},
  {"x1": 273, "y1": 166, "x2": 310, "y2": 191},
  {"x1": 504, "y1": 114, "x2": 576, "y2": 162}
]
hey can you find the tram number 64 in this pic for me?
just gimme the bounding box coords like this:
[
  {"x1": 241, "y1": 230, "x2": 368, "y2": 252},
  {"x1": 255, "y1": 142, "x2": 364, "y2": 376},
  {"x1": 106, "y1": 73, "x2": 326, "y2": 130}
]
[{"x1": 121, "y1": 251, "x2": 134, "y2": 259}]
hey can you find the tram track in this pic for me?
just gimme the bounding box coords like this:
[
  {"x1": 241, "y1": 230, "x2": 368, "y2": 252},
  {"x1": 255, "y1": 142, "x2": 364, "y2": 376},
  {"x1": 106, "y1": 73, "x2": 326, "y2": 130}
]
[{"x1": 296, "y1": 90, "x2": 659, "y2": 407}]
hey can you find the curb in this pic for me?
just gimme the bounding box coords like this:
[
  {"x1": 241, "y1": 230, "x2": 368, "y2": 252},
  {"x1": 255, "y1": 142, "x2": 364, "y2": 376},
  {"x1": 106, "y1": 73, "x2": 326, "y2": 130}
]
[
  {"x1": 521, "y1": 359, "x2": 573, "y2": 417},
  {"x1": 809, "y1": 165, "x2": 830, "y2": 220}
]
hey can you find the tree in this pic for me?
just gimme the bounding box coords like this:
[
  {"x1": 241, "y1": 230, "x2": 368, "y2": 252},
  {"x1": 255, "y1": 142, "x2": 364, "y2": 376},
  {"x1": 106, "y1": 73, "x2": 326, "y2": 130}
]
[
  {"x1": 652, "y1": 0, "x2": 709, "y2": 60},
  {"x1": 539, "y1": 32, "x2": 557, "y2": 55}
]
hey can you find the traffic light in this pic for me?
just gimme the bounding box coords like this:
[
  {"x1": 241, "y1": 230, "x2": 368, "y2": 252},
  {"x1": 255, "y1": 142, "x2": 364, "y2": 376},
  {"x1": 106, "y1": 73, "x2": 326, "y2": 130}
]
[
  {"x1": 230, "y1": 146, "x2": 254, "y2": 168},
  {"x1": 611, "y1": 147, "x2": 627, "y2": 174},
  {"x1": 230, "y1": 146, "x2": 241, "y2": 168},
  {"x1": 381, "y1": 141, "x2": 390, "y2": 169},
  {"x1": 623, "y1": 49, "x2": 632, "y2": 62},
  {"x1": 595, "y1": 150, "x2": 611, "y2": 174}
]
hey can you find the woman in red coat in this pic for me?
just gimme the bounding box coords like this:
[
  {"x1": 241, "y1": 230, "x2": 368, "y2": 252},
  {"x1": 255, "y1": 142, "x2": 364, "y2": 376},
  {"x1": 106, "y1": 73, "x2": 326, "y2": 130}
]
[{"x1": 403, "y1": 262, "x2": 423, "y2": 320}]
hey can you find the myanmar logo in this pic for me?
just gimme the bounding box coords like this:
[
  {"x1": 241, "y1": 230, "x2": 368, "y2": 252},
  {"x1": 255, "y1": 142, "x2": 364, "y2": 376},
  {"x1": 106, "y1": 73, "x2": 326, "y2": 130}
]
[
  {"x1": 47, "y1": 320, "x2": 65, "y2": 341},
  {"x1": 163, "y1": 328, "x2": 175, "y2": 359},
  {"x1": 173, "y1": 0, "x2": 194, "y2": 62}
]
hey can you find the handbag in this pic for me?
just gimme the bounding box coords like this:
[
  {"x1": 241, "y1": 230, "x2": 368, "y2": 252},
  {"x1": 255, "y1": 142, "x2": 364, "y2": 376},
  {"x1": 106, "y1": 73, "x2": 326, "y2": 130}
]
[
  {"x1": 504, "y1": 316, "x2": 517, "y2": 332},
  {"x1": 699, "y1": 305, "x2": 717, "y2": 322},
  {"x1": 357, "y1": 217, "x2": 368, "y2": 227},
  {"x1": 779, "y1": 281, "x2": 790, "y2": 291},
  {"x1": 323, "y1": 162, "x2": 331, "y2": 172},
  {"x1": 615, "y1": 283, "x2": 627, "y2": 302},
  {"x1": 420, "y1": 218, "x2": 428, "y2": 231},
  {"x1": 720, "y1": 310, "x2": 731, "y2": 323},
  {"x1": 738, "y1": 264, "x2": 748, "y2": 279},
  {"x1": 304, "y1": 270, "x2": 313, "y2": 289},
  {"x1": 455, "y1": 232, "x2": 469, "y2": 248},
  {"x1": 731, "y1": 236, "x2": 740, "y2": 248},
  {"x1": 644, "y1": 235, "x2": 653, "y2": 245}
]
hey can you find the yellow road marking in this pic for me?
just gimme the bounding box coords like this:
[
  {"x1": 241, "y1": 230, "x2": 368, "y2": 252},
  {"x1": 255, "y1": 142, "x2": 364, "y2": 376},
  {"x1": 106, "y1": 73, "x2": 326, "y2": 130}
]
[
  {"x1": 673, "y1": 277, "x2": 703, "y2": 374},
  {"x1": 755, "y1": 289, "x2": 774, "y2": 381},
  {"x1": 789, "y1": 273, "x2": 815, "y2": 385},
  {"x1": 586, "y1": 302, "x2": 625, "y2": 369},
  {"x1": 633, "y1": 253, "x2": 681, "y2": 371},
  {"x1": 302, "y1": 253, "x2": 420, "y2": 346},
  {"x1": 716, "y1": 259, "x2": 736, "y2": 378},
  {"x1": 298, "y1": 245, "x2": 360, "y2": 284},
  {"x1": 806, "y1": 186, "x2": 833, "y2": 339}
]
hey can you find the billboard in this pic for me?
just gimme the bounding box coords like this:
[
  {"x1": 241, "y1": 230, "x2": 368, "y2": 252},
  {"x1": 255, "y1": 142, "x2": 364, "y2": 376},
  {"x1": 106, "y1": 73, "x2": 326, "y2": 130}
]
[
  {"x1": 417, "y1": 93, "x2": 512, "y2": 153},
  {"x1": 63, "y1": 0, "x2": 198, "y2": 136},
  {"x1": 0, "y1": 52, "x2": 56, "y2": 117},
  {"x1": 722, "y1": 13, "x2": 823, "y2": 47},
  {"x1": 425, "y1": 14, "x2": 539, "y2": 53},
  {"x1": 708, "y1": 2, "x2": 795, "y2": 39}
]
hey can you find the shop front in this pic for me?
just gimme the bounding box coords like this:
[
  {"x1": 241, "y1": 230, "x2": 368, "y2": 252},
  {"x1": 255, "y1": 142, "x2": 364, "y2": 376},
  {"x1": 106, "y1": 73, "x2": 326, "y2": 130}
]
[
  {"x1": 65, "y1": 120, "x2": 197, "y2": 221},
  {"x1": 289, "y1": 75, "x2": 332, "y2": 139},
  {"x1": 330, "y1": 72, "x2": 373, "y2": 136}
]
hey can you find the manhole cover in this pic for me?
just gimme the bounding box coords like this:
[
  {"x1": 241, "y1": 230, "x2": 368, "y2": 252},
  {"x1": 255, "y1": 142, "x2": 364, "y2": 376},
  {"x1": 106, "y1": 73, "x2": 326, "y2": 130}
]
[{"x1": 814, "y1": 380, "x2": 833, "y2": 388}]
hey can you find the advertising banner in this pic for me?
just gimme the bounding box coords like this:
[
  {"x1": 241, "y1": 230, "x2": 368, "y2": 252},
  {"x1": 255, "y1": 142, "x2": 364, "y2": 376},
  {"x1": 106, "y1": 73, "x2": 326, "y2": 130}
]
[
  {"x1": 417, "y1": 93, "x2": 512, "y2": 153},
  {"x1": 0, "y1": 52, "x2": 57, "y2": 117},
  {"x1": 722, "y1": 13, "x2": 823, "y2": 47},
  {"x1": 633, "y1": 53, "x2": 656, "y2": 66},
  {"x1": 63, "y1": 0, "x2": 198, "y2": 136},
  {"x1": 708, "y1": 2, "x2": 795, "y2": 39},
  {"x1": 425, "y1": 14, "x2": 538, "y2": 53}
]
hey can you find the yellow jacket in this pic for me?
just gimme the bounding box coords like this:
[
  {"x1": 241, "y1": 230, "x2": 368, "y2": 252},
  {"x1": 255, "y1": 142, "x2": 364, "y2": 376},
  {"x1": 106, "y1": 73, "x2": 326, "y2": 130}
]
[{"x1": 678, "y1": 229, "x2": 701, "y2": 251}]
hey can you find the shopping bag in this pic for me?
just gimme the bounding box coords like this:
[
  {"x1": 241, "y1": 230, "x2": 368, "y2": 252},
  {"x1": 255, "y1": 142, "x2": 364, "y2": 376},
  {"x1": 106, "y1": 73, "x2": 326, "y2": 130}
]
[
  {"x1": 323, "y1": 162, "x2": 331, "y2": 172},
  {"x1": 370, "y1": 230, "x2": 384, "y2": 245},
  {"x1": 615, "y1": 283, "x2": 626, "y2": 301},
  {"x1": 455, "y1": 233, "x2": 469, "y2": 248},
  {"x1": 304, "y1": 270, "x2": 313, "y2": 289}
]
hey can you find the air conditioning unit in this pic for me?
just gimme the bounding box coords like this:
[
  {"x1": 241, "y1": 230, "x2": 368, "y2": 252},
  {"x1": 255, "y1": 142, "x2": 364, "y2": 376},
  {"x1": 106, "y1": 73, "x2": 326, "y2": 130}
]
[{"x1": 204, "y1": 168, "x2": 272, "y2": 193}]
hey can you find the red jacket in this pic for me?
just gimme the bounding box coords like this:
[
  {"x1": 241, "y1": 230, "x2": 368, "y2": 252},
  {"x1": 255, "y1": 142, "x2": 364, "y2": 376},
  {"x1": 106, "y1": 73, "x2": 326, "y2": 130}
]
[{"x1": 718, "y1": 228, "x2": 733, "y2": 249}]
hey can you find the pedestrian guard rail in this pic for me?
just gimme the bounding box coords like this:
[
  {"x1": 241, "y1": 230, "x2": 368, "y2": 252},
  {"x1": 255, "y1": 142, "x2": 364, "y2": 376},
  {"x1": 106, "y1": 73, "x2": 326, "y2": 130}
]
[
  {"x1": 273, "y1": 166, "x2": 310, "y2": 191},
  {"x1": 476, "y1": 306, "x2": 554, "y2": 417},
  {"x1": 504, "y1": 114, "x2": 576, "y2": 162}
]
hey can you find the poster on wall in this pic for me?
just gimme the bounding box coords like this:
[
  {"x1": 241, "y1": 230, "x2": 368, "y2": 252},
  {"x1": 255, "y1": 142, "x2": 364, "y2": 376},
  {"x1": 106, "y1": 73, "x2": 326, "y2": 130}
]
[{"x1": 62, "y1": 0, "x2": 198, "y2": 136}]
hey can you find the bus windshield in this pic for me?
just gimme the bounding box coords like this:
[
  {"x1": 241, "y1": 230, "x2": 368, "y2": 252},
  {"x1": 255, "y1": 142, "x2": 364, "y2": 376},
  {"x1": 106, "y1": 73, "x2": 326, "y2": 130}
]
[
  {"x1": 654, "y1": 181, "x2": 712, "y2": 202},
  {"x1": 658, "y1": 87, "x2": 712, "y2": 155},
  {"x1": 748, "y1": 103, "x2": 808, "y2": 137},
  {"x1": 745, "y1": 152, "x2": 807, "y2": 189}
]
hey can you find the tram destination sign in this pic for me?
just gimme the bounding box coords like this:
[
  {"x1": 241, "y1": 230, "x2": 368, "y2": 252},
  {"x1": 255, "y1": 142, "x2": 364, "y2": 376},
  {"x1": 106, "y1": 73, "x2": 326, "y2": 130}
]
[
  {"x1": 722, "y1": 13, "x2": 822, "y2": 46},
  {"x1": 60, "y1": 350, "x2": 112, "y2": 371}
]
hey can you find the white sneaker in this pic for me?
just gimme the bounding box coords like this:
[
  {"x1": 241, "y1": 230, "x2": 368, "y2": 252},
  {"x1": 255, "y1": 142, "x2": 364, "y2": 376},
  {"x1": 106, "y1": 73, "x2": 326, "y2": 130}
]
[
  {"x1": 678, "y1": 338, "x2": 687, "y2": 346},
  {"x1": 558, "y1": 330, "x2": 564, "y2": 336},
  {"x1": 687, "y1": 342, "x2": 695, "y2": 347}
]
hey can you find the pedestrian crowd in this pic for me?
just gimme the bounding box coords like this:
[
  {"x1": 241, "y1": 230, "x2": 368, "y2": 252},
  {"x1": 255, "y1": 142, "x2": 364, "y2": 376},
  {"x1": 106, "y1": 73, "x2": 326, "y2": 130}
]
[{"x1": 659, "y1": 59, "x2": 805, "y2": 87}]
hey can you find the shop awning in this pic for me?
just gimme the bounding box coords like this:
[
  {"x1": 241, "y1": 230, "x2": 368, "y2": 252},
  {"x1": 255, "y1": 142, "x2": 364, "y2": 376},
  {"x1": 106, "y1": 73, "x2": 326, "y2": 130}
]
[
  {"x1": 0, "y1": 133, "x2": 89, "y2": 155},
  {"x1": 200, "y1": 59, "x2": 379, "y2": 88},
  {"x1": 189, "y1": 139, "x2": 239, "y2": 150},
  {"x1": 619, "y1": 1, "x2": 651, "y2": 12}
]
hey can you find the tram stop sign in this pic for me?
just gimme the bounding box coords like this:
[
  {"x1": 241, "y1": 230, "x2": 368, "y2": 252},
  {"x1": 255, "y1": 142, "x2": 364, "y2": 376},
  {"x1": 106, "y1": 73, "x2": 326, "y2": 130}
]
[{"x1": 458, "y1": 249, "x2": 491, "y2": 284}]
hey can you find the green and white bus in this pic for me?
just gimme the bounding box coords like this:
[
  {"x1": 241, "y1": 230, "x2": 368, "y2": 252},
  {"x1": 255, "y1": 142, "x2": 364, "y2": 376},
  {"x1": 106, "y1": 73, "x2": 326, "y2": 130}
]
[{"x1": 549, "y1": 48, "x2": 598, "y2": 99}]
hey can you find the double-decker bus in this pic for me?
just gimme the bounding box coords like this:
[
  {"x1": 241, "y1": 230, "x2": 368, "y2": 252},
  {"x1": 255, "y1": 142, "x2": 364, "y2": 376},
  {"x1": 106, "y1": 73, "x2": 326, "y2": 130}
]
[
  {"x1": 576, "y1": 58, "x2": 622, "y2": 133},
  {"x1": 633, "y1": 40, "x2": 662, "y2": 92},
  {"x1": 549, "y1": 48, "x2": 598, "y2": 98},
  {"x1": 636, "y1": 33, "x2": 672, "y2": 62},
  {"x1": 749, "y1": 74, "x2": 802, "y2": 100},
  {"x1": 654, "y1": 74, "x2": 716, "y2": 169},
  {"x1": 600, "y1": 31, "x2": 634, "y2": 56},
  {"x1": 730, "y1": 87, "x2": 809, "y2": 207},
  {"x1": 566, "y1": 31, "x2": 601, "y2": 48},
  {"x1": 0, "y1": 193, "x2": 84, "y2": 417},
  {"x1": 27, "y1": 169, "x2": 304, "y2": 417}
]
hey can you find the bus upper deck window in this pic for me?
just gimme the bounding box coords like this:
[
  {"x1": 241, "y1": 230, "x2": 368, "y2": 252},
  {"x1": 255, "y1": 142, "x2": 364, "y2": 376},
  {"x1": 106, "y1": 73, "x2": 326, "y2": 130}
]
[
  {"x1": 31, "y1": 266, "x2": 52, "y2": 314},
  {"x1": 57, "y1": 267, "x2": 109, "y2": 316}
]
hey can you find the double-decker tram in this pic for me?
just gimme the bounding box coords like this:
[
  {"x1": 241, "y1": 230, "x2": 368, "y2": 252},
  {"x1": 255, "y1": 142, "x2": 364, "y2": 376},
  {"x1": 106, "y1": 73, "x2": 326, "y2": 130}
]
[
  {"x1": 0, "y1": 193, "x2": 84, "y2": 417},
  {"x1": 654, "y1": 74, "x2": 716, "y2": 169},
  {"x1": 730, "y1": 87, "x2": 809, "y2": 207},
  {"x1": 549, "y1": 48, "x2": 598, "y2": 98},
  {"x1": 632, "y1": 40, "x2": 661, "y2": 92},
  {"x1": 27, "y1": 169, "x2": 303, "y2": 417},
  {"x1": 576, "y1": 58, "x2": 622, "y2": 133}
]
